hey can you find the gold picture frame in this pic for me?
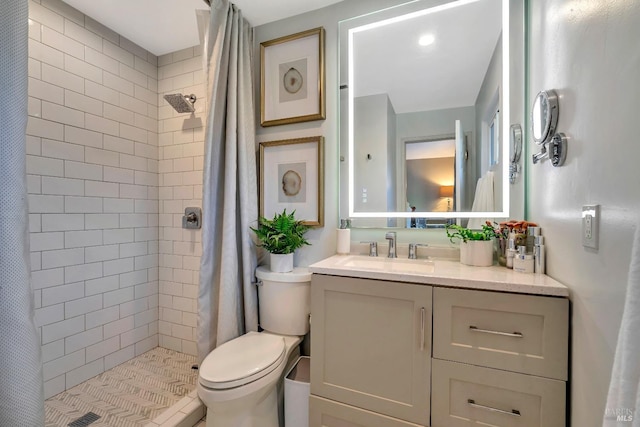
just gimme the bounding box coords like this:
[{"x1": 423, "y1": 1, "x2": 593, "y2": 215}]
[
  {"x1": 259, "y1": 136, "x2": 324, "y2": 227},
  {"x1": 260, "y1": 27, "x2": 326, "y2": 127}
]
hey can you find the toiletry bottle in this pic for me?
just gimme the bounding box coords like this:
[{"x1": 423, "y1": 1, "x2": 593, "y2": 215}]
[
  {"x1": 336, "y1": 219, "x2": 351, "y2": 255},
  {"x1": 534, "y1": 235, "x2": 545, "y2": 274},
  {"x1": 506, "y1": 238, "x2": 517, "y2": 269},
  {"x1": 513, "y1": 246, "x2": 534, "y2": 273},
  {"x1": 526, "y1": 227, "x2": 541, "y2": 253}
]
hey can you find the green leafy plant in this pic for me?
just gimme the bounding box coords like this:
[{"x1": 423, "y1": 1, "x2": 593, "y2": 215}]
[
  {"x1": 251, "y1": 209, "x2": 311, "y2": 254},
  {"x1": 446, "y1": 223, "x2": 497, "y2": 243}
]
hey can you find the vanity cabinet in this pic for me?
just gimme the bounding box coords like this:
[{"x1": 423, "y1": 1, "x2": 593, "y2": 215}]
[
  {"x1": 310, "y1": 275, "x2": 432, "y2": 425},
  {"x1": 431, "y1": 287, "x2": 568, "y2": 426},
  {"x1": 309, "y1": 274, "x2": 569, "y2": 427}
]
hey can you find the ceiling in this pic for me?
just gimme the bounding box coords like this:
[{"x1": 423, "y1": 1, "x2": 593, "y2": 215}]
[
  {"x1": 61, "y1": 0, "x2": 344, "y2": 56},
  {"x1": 353, "y1": 0, "x2": 502, "y2": 113}
]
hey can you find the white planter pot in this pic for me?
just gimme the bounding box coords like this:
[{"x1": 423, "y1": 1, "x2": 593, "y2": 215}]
[
  {"x1": 270, "y1": 253, "x2": 294, "y2": 273},
  {"x1": 459, "y1": 240, "x2": 494, "y2": 267}
]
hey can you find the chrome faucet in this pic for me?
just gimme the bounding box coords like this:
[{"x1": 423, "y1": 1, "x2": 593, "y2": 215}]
[
  {"x1": 408, "y1": 243, "x2": 428, "y2": 259},
  {"x1": 385, "y1": 232, "x2": 397, "y2": 258}
]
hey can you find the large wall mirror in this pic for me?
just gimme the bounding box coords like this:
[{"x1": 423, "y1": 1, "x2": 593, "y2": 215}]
[{"x1": 339, "y1": 0, "x2": 525, "y2": 228}]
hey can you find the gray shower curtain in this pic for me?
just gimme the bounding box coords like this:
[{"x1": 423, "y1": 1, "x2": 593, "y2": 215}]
[
  {"x1": 197, "y1": 0, "x2": 258, "y2": 363},
  {"x1": 0, "y1": 0, "x2": 45, "y2": 424}
]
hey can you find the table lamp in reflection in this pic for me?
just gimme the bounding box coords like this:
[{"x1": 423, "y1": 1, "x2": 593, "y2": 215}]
[{"x1": 439, "y1": 185, "x2": 454, "y2": 212}]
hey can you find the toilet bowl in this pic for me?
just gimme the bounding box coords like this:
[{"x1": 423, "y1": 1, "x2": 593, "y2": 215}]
[{"x1": 198, "y1": 267, "x2": 311, "y2": 427}]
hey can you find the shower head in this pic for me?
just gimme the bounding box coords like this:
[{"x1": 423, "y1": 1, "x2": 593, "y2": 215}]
[{"x1": 163, "y1": 93, "x2": 197, "y2": 113}]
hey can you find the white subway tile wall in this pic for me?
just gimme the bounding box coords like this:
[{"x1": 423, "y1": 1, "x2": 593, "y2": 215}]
[
  {"x1": 27, "y1": 0, "x2": 161, "y2": 398},
  {"x1": 157, "y1": 46, "x2": 205, "y2": 357}
]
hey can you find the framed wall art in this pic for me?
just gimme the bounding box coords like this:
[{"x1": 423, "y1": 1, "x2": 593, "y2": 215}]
[
  {"x1": 260, "y1": 27, "x2": 325, "y2": 127},
  {"x1": 259, "y1": 136, "x2": 324, "y2": 226}
]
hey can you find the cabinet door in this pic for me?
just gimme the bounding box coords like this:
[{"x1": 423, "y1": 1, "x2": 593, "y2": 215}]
[
  {"x1": 310, "y1": 275, "x2": 431, "y2": 425},
  {"x1": 310, "y1": 395, "x2": 424, "y2": 427},
  {"x1": 431, "y1": 359, "x2": 566, "y2": 427}
]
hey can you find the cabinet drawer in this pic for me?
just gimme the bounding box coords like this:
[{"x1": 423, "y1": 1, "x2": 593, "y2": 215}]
[
  {"x1": 431, "y1": 359, "x2": 566, "y2": 427},
  {"x1": 310, "y1": 395, "x2": 424, "y2": 427},
  {"x1": 433, "y1": 287, "x2": 568, "y2": 379}
]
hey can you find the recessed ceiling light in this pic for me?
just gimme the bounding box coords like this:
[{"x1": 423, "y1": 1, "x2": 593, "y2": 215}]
[{"x1": 419, "y1": 34, "x2": 435, "y2": 46}]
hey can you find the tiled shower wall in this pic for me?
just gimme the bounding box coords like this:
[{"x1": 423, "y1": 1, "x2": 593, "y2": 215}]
[
  {"x1": 157, "y1": 48, "x2": 206, "y2": 356},
  {"x1": 27, "y1": 0, "x2": 160, "y2": 398}
]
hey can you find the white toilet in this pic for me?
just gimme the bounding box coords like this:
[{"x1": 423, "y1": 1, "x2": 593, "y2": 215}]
[{"x1": 198, "y1": 266, "x2": 311, "y2": 427}]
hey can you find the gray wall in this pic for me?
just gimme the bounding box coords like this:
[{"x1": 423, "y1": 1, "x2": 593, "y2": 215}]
[
  {"x1": 528, "y1": 0, "x2": 640, "y2": 425},
  {"x1": 474, "y1": 35, "x2": 503, "y2": 212},
  {"x1": 354, "y1": 94, "x2": 395, "y2": 215},
  {"x1": 396, "y1": 106, "x2": 475, "y2": 210},
  {"x1": 406, "y1": 157, "x2": 455, "y2": 212},
  {"x1": 254, "y1": 0, "x2": 411, "y2": 263}
]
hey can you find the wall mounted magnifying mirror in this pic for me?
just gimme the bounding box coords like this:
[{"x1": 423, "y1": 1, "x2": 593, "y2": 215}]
[
  {"x1": 338, "y1": 0, "x2": 525, "y2": 228},
  {"x1": 509, "y1": 124, "x2": 522, "y2": 184},
  {"x1": 531, "y1": 89, "x2": 559, "y2": 145}
]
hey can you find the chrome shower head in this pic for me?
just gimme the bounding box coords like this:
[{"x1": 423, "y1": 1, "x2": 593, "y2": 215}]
[{"x1": 163, "y1": 93, "x2": 197, "y2": 113}]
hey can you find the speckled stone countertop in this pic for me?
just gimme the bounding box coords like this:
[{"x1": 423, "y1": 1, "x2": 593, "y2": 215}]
[{"x1": 309, "y1": 255, "x2": 569, "y2": 297}]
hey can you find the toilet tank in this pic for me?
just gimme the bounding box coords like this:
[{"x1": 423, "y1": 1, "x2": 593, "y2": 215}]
[{"x1": 255, "y1": 266, "x2": 311, "y2": 336}]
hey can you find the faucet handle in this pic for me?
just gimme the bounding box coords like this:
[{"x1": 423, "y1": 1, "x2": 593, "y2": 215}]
[
  {"x1": 360, "y1": 241, "x2": 378, "y2": 257},
  {"x1": 408, "y1": 243, "x2": 428, "y2": 259}
]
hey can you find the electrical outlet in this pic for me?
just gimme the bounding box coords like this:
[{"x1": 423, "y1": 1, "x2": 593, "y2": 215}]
[{"x1": 582, "y1": 205, "x2": 599, "y2": 249}]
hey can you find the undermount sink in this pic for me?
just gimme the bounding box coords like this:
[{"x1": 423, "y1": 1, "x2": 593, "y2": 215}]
[{"x1": 337, "y1": 255, "x2": 435, "y2": 274}]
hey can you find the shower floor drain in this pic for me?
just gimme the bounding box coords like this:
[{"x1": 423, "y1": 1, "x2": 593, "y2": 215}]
[{"x1": 67, "y1": 412, "x2": 100, "y2": 426}]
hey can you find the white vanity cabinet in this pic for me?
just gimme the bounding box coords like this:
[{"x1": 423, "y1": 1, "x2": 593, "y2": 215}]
[
  {"x1": 431, "y1": 287, "x2": 568, "y2": 426},
  {"x1": 310, "y1": 274, "x2": 432, "y2": 426},
  {"x1": 309, "y1": 269, "x2": 570, "y2": 427}
]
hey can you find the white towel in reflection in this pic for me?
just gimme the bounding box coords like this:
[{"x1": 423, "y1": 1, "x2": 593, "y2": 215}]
[
  {"x1": 603, "y1": 224, "x2": 640, "y2": 426},
  {"x1": 466, "y1": 171, "x2": 494, "y2": 230}
]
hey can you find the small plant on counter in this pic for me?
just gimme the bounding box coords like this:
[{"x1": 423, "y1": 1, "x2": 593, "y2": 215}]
[
  {"x1": 251, "y1": 209, "x2": 310, "y2": 254},
  {"x1": 445, "y1": 222, "x2": 497, "y2": 243}
]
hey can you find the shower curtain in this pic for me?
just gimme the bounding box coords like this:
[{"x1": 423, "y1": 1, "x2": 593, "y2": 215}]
[
  {"x1": 198, "y1": 0, "x2": 258, "y2": 363},
  {"x1": 0, "y1": 0, "x2": 45, "y2": 425}
]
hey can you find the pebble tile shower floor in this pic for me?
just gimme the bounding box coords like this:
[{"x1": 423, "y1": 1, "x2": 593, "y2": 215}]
[{"x1": 45, "y1": 348, "x2": 197, "y2": 427}]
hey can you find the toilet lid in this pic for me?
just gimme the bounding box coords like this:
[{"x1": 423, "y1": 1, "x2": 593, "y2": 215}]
[{"x1": 199, "y1": 332, "x2": 286, "y2": 389}]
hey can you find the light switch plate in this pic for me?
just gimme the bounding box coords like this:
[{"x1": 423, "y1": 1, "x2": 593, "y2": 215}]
[{"x1": 582, "y1": 205, "x2": 599, "y2": 249}]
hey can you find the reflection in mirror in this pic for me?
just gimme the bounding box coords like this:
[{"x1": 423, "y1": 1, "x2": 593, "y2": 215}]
[{"x1": 339, "y1": 0, "x2": 522, "y2": 228}]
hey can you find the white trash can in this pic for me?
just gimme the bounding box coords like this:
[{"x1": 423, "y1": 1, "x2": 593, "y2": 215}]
[{"x1": 285, "y1": 356, "x2": 310, "y2": 427}]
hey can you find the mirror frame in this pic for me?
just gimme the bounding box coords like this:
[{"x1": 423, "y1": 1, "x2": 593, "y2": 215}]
[{"x1": 342, "y1": 0, "x2": 513, "y2": 222}]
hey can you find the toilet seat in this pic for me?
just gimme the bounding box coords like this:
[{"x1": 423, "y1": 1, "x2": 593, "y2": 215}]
[{"x1": 199, "y1": 332, "x2": 286, "y2": 390}]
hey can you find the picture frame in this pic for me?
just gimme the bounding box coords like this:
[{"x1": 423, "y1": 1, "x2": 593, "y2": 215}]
[
  {"x1": 260, "y1": 27, "x2": 326, "y2": 127},
  {"x1": 259, "y1": 136, "x2": 324, "y2": 227}
]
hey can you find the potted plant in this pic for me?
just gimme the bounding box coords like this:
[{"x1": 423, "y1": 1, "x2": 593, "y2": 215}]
[
  {"x1": 446, "y1": 222, "x2": 497, "y2": 267},
  {"x1": 251, "y1": 209, "x2": 310, "y2": 273}
]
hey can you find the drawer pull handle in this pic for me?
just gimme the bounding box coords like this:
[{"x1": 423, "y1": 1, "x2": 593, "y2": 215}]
[
  {"x1": 469, "y1": 325, "x2": 523, "y2": 338},
  {"x1": 467, "y1": 399, "x2": 521, "y2": 417},
  {"x1": 420, "y1": 307, "x2": 426, "y2": 351}
]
